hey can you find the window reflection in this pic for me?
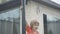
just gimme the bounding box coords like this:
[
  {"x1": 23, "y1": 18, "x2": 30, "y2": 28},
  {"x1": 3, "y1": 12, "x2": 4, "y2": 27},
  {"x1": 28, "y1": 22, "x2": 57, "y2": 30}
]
[
  {"x1": 0, "y1": 0, "x2": 12, "y2": 4},
  {"x1": 44, "y1": 14, "x2": 60, "y2": 34},
  {"x1": 0, "y1": 7, "x2": 20, "y2": 34}
]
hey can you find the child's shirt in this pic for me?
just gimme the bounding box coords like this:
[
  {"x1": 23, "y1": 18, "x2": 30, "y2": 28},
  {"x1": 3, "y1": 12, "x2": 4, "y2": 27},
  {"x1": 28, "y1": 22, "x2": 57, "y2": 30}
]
[{"x1": 26, "y1": 25, "x2": 39, "y2": 34}]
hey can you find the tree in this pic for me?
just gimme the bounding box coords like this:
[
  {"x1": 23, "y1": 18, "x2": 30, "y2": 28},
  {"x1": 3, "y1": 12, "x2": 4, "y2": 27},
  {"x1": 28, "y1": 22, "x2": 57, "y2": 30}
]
[{"x1": 48, "y1": 30, "x2": 53, "y2": 34}]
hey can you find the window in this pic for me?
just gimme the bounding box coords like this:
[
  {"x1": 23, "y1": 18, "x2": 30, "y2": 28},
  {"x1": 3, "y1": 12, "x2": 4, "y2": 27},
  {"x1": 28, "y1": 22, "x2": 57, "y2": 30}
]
[
  {"x1": 0, "y1": 0, "x2": 20, "y2": 34},
  {"x1": 43, "y1": 14, "x2": 60, "y2": 34},
  {"x1": 0, "y1": 7, "x2": 20, "y2": 34}
]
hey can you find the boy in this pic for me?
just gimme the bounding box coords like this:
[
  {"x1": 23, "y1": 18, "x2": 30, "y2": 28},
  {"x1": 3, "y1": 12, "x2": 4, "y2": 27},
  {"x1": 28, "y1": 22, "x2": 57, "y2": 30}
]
[{"x1": 26, "y1": 20, "x2": 39, "y2": 34}]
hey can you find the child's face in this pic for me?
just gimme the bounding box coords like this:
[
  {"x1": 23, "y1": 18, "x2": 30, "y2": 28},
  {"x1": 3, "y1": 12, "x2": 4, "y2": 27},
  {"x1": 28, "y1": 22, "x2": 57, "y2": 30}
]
[
  {"x1": 32, "y1": 25, "x2": 39, "y2": 31},
  {"x1": 30, "y1": 20, "x2": 39, "y2": 31}
]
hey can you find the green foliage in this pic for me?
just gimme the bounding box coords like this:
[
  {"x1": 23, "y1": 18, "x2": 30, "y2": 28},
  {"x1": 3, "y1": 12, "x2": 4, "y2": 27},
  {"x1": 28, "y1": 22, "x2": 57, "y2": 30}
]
[{"x1": 48, "y1": 30, "x2": 53, "y2": 34}]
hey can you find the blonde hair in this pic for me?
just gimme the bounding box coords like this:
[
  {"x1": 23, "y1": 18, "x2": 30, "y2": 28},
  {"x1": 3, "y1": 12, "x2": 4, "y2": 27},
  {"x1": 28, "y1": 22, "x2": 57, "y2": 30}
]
[{"x1": 30, "y1": 20, "x2": 39, "y2": 28}]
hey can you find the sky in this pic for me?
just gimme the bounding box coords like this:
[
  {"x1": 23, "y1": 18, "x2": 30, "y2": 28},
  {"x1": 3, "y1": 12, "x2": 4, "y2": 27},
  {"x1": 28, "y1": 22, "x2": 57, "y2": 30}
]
[{"x1": 51, "y1": 0, "x2": 60, "y2": 4}]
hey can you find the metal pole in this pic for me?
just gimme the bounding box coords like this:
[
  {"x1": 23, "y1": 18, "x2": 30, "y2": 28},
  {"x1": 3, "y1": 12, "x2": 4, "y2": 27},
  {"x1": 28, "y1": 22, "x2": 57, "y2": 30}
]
[{"x1": 22, "y1": 0, "x2": 26, "y2": 34}]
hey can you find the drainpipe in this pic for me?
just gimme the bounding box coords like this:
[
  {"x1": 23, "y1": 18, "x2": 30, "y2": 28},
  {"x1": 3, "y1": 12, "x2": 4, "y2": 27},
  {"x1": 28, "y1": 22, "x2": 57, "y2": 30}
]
[{"x1": 21, "y1": 0, "x2": 26, "y2": 34}]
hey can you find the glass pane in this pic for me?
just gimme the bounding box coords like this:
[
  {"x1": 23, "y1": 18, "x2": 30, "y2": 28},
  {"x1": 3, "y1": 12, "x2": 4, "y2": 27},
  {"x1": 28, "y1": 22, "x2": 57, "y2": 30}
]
[
  {"x1": 44, "y1": 14, "x2": 60, "y2": 34},
  {"x1": 0, "y1": 7, "x2": 20, "y2": 34}
]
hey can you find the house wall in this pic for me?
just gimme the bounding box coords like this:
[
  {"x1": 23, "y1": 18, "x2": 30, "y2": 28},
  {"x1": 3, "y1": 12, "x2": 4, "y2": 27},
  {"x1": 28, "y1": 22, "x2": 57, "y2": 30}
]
[{"x1": 20, "y1": 0, "x2": 60, "y2": 34}]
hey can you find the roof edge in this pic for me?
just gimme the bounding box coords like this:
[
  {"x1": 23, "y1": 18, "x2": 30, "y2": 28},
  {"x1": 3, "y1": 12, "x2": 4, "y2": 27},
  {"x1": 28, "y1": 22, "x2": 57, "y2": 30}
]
[{"x1": 32, "y1": 0, "x2": 60, "y2": 10}]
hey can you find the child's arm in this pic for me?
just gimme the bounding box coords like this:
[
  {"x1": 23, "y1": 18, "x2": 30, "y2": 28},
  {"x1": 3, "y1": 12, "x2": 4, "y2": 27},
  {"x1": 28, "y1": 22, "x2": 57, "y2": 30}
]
[{"x1": 26, "y1": 22, "x2": 31, "y2": 32}]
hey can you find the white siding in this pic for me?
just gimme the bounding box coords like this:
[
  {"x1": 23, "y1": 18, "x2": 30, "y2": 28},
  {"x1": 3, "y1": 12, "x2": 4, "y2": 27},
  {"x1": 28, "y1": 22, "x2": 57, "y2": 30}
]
[{"x1": 25, "y1": 1, "x2": 60, "y2": 34}]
